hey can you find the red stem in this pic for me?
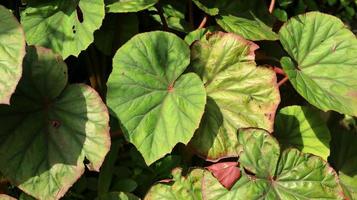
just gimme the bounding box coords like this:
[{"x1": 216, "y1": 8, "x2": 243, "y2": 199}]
[
  {"x1": 278, "y1": 76, "x2": 289, "y2": 87},
  {"x1": 269, "y1": 0, "x2": 276, "y2": 13},
  {"x1": 198, "y1": 15, "x2": 208, "y2": 29},
  {"x1": 273, "y1": 67, "x2": 285, "y2": 75}
]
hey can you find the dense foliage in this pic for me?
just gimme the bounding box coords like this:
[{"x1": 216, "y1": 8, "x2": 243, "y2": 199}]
[{"x1": 0, "y1": 0, "x2": 357, "y2": 199}]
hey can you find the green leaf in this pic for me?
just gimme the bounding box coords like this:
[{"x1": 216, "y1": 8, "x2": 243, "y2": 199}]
[
  {"x1": 189, "y1": 32, "x2": 280, "y2": 161},
  {"x1": 184, "y1": 27, "x2": 215, "y2": 45},
  {"x1": 97, "y1": 192, "x2": 140, "y2": 200},
  {"x1": 107, "y1": 31, "x2": 206, "y2": 165},
  {"x1": 191, "y1": 0, "x2": 219, "y2": 16},
  {"x1": 202, "y1": 128, "x2": 344, "y2": 200},
  {"x1": 0, "y1": 5, "x2": 26, "y2": 105},
  {"x1": 106, "y1": 0, "x2": 158, "y2": 13},
  {"x1": 193, "y1": 0, "x2": 278, "y2": 41},
  {"x1": 98, "y1": 140, "x2": 122, "y2": 195},
  {"x1": 273, "y1": 8, "x2": 288, "y2": 22},
  {"x1": 275, "y1": 105, "x2": 331, "y2": 160},
  {"x1": 144, "y1": 168, "x2": 204, "y2": 200},
  {"x1": 149, "y1": 0, "x2": 193, "y2": 33},
  {"x1": 279, "y1": 12, "x2": 357, "y2": 116},
  {"x1": 329, "y1": 115, "x2": 357, "y2": 199},
  {"x1": 94, "y1": 13, "x2": 139, "y2": 56},
  {"x1": 0, "y1": 46, "x2": 110, "y2": 200},
  {"x1": 21, "y1": 0, "x2": 105, "y2": 58}
]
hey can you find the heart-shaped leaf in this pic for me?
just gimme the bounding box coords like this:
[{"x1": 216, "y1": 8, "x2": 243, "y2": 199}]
[
  {"x1": 275, "y1": 105, "x2": 331, "y2": 160},
  {"x1": 107, "y1": 31, "x2": 206, "y2": 165},
  {"x1": 202, "y1": 129, "x2": 344, "y2": 200},
  {"x1": 144, "y1": 168, "x2": 204, "y2": 200},
  {"x1": 21, "y1": 0, "x2": 105, "y2": 58},
  {"x1": 105, "y1": 0, "x2": 158, "y2": 13},
  {"x1": 0, "y1": 5, "x2": 26, "y2": 104},
  {"x1": 192, "y1": 0, "x2": 278, "y2": 41},
  {"x1": 0, "y1": 46, "x2": 110, "y2": 200},
  {"x1": 279, "y1": 12, "x2": 357, "y2": 116},
  {"x1": 189, "y1": 32, "x2": 280, "y2": 161}
]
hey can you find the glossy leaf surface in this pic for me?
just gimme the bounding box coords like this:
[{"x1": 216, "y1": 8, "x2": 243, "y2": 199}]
[
  {"x1": 189, "y1": 32, "x2": 280, "y2": 161},
  {"x1": 107, "y1": 31, "x2": 206, "y2": 165},
  {"x1": 279, "y1": 12, "x2": 357, "y2": 116}
]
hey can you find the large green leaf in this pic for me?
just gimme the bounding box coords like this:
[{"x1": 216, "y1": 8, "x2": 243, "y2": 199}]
[
  {"x1": 0, "y1": 46, "x2": 110, "y2": 200},
  {"x1": 202, "y1": 129, "x2": 344, "y2": 200},
  {"x1": 192, "y1": 0, "x2": 278, "y2": 41},
  {"x1": 0, "y1": 5, "x2": 26, "y2": 105},
  {"x1": 144, "y1": 168, "x2": 204, "y2": 200},
  {"x1": 275, "y1": 105, "x2": 331, "y2": 160},
  {"x1": 106, "y1": 0, "x2": 158, "y2": 13},
  {"x1": 107, "y1": 31, "x2": 206, "y2": 165},
  {"x1": 189, "y1": 32, "x2": 280, "y2": 161},
  {"x1": 329, "y1": 115, "x2": 357, "y2": 199},
  {"x1": 279, "y1": 12, "x2": 357, "y2": 116},
  {"x1": 21, "y1": 0, "x2": 105, "y2": 58}
]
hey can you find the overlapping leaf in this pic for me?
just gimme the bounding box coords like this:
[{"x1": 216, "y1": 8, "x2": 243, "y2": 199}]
[
  {"x1": 149, "y1": 0, "x2": 193, "y2": 33},
  {"x1": 192, "y1": 0, "x2": 278, "y2": 41},
  {"x1": 0, "y1": 194, "x2": 16, "y2": 200},
  {"x1": 0, "y1": 5, "x2": 26, "y2": 105},
  {"x1": 0, "y1": 46, "x2": 110, "y2": 200},
  {"x1": 107, "y1": 31, "x2": 206, "y2": 165},
  {"x1": 202, "y1": 129, "x2": 344, "y2": 200},
  {"x1": 189, "y1": 32, "x2": 280, "y2": 161},
  {"x1": 275, "y1": 105, "x2": 331, "y2": 160},
  {"x1": 106, "y1": 0, "x2": 158, "y2": 13},
  {"x1": 21, "y1": 0, "x2": 105, "y2": 58},
  {"x1": 144, "y1": 168, "x2": 204, "y2": 200},
  {"x1": 279, "y1": 12, "x2": 357, "y2": 116}
]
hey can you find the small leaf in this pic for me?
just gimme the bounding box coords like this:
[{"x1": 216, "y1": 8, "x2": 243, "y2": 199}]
[
  {"x1": 206, "y1": 162, "x2": 240, "y2": 189},
  {"x1": 21, "y1": 0, "x2": 105, "y2": 58},
  {"x1": 0, "y1": 46, "x2": 110, "y2": 200},
  {"x1": 0, "y1": 5, "x2": 26, "y2": 105},
  {"x1": 275, "y1": 105, "x2": 331, "y2": 160},
  {"x1": 106, "y1": 0, "x2": 158, "y2": 13},
  {"x1": 144, "y1": 168, "x2": 204, "y2": 200},
  {"x1": 149, "y1": 0, "x2": 193, "y2": 33},
  {"x1": 107, "y1": 31, "x2": 206, "y2": 165},
  {"x1": 202, "y1": 129, "x2": 344, "y2": 200},
  {"x1": 189, "y1": 32, "x2": 280, "y2": 161},
  {"x1": 184, "y1": 27, "x2": 215, "y2": 45},
  {"x1": 193, "y1": 0, "x2": 278, "y2": 41},
  {"x1": 279, "y1": 12, "x2": 357, "y2": 116}
]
